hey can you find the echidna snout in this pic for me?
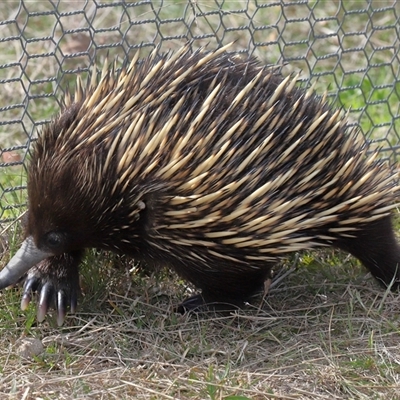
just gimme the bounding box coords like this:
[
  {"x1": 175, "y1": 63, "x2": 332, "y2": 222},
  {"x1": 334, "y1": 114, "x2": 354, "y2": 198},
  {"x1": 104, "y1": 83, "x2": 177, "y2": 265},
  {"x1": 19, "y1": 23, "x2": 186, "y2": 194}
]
[{"x1": 0, "y1": 44, "x2": 399, "y2": 325}]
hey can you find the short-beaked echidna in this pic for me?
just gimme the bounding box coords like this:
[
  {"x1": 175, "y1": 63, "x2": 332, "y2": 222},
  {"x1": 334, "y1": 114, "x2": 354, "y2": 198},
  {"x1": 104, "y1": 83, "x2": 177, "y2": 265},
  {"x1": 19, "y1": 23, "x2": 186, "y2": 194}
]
[{"x1": 1, "y1": 44, "x2": 399, "y2": 325}]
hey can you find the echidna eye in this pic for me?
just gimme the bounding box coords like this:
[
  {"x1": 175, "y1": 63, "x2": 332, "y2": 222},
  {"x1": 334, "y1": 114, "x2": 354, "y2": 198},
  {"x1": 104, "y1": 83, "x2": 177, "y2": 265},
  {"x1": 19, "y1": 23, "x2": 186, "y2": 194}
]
[{"x1": 44, "y1": 232, "x2": 64, "y2": 250}]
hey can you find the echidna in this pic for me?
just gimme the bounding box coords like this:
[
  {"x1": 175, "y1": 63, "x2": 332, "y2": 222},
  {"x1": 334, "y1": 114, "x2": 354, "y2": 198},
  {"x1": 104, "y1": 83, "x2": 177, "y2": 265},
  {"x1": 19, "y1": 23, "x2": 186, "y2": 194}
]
[{"x1": 1, "y1": 44, "x2": 399, "y2": 326}]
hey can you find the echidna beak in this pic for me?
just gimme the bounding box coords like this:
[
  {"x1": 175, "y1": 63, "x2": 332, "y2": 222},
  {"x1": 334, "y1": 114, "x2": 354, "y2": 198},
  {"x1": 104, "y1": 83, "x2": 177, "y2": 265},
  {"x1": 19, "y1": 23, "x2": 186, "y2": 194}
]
[{"x1": 0, "y1": 237, "x2": 52, "y2": 290}]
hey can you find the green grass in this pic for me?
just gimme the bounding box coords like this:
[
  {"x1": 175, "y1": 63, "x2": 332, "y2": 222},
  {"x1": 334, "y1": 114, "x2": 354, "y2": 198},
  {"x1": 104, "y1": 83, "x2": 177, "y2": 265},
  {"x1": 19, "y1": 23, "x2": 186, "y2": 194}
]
[
  {"x1": 1, "y1": 1, "x2": 400, "y2": 399},
  {"x1": 0, "y1": 164, "x2": 27, "y2": 224}
]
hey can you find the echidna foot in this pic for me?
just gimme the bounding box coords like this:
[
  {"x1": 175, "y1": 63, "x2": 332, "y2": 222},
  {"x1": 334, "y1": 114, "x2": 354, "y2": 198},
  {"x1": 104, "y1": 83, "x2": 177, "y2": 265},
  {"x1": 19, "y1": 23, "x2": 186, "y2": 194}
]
[
  {"x1": 20, "y1": 252, "x2": 82, "y2": 326},
  {"x1": 177, "y1": 293, "x2": 242, "y2": 314},
  {"x1": 176, "y1": 294, "x2": 205, "y2": 313}
]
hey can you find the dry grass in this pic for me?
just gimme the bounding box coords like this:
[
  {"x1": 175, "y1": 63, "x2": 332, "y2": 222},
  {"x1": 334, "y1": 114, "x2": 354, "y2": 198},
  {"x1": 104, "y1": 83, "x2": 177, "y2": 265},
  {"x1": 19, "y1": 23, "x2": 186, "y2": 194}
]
[
  {"x1": 1, "y1": 254, "x2": 400, "y2": 399},
  {"x1": 1, "y1": 1, "x2": 400, "y2": 399}
]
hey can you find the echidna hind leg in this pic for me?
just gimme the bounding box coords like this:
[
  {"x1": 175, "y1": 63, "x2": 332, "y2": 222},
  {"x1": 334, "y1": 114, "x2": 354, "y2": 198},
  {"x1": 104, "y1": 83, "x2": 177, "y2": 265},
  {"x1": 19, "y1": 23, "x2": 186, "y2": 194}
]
[
  {"x1": 177, "y1": 266, "x2": 272, "y2": 313},
  {"x1": 178, "y1": 291, "x2": 246, "y2": 313},
  {"x1": 336, "y1": 215, "x2": 400, "y2": 289}
]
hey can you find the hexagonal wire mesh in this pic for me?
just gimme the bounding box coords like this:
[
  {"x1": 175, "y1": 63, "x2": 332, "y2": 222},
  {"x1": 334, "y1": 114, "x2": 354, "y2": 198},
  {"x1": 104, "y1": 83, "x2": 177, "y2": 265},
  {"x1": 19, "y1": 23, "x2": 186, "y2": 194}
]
[{"x1": 0, "y1": 0, "x2": 399, "y2": 229}]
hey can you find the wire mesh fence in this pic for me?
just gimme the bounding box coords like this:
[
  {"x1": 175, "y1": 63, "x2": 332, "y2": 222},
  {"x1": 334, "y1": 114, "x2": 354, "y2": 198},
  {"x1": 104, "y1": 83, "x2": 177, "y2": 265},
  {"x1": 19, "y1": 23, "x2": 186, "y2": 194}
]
[{"x1": 0, "y1": 0, "x2": 399, "y2": 226}]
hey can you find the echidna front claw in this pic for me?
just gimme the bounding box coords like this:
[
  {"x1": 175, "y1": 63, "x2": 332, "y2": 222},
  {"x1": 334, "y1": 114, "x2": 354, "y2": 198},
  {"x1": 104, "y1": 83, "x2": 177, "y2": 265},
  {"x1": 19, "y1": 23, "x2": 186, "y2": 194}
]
[
  {"x1": 56, "y1": 291, "x2": 67, "y2": 326},
  {"x1": 20, "y1": 251, "x2": 83, "y2": 326},
  {"x1": 20, "y1": 277, "x2": 36, "y2": 311},
  {"x1": 37, "y1": 283, "x2": 53, "y2": 322}
]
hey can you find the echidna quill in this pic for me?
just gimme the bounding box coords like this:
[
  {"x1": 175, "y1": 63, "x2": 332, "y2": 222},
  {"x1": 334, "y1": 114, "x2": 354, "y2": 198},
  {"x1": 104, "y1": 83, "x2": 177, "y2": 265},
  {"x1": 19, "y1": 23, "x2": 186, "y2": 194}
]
[{"x1": 1, "y1": 44, "x2": 399, "y2": 326}]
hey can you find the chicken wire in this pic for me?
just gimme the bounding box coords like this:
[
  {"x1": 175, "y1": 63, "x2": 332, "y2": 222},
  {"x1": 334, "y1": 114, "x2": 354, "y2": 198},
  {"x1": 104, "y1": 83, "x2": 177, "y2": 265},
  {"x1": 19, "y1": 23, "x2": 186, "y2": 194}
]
[{"x1": 0, "y1": 0, "x2": 399, "y2": 226}]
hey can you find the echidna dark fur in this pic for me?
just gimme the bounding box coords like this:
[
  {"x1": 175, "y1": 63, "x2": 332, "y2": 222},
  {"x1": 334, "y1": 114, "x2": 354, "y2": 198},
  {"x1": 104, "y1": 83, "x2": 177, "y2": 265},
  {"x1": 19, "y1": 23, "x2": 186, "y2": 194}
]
[{"x1": 1, "y1": 43, "x2": 399, "y2": 326}]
